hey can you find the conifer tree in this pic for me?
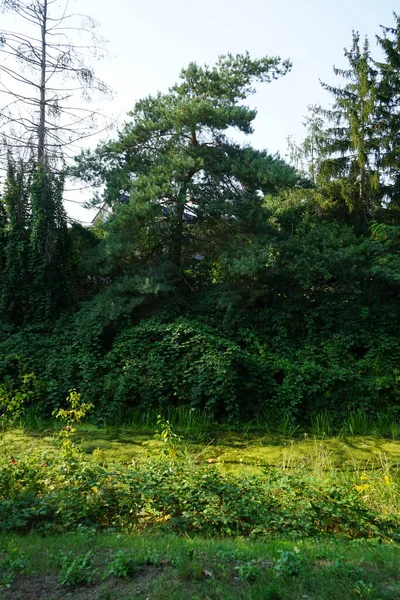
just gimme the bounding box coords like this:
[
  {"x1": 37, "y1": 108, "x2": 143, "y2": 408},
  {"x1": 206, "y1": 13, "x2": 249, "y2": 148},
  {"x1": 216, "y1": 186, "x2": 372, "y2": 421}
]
[
  {"x1": 74, "y1": 53, "x2": 299, "y2": 297},
  {"x1": 315, "y1": 33, "x2": 381, "y2": 230},
  {"x1": 375, "y1": 12, "x2": 400, "y2": 215}
]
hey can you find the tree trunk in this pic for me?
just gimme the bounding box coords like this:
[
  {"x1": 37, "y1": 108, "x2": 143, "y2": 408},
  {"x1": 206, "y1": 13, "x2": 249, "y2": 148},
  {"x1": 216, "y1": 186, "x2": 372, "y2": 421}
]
[
  {"x1": 38, "y1": 0, "x2": 47, "y2": 166},
  {"x1": 172, "y1": 191, "x2": 185, "y2": 269}
]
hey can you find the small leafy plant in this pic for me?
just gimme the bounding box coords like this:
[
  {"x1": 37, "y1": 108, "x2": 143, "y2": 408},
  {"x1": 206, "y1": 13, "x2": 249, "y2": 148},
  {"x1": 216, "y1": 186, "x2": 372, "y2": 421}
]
[
  {"x1": 0, "y1": 373, "x2": 38, "y2": 452},
  {"x1": 59, "y1": 550, "x2": 97, "y2": 587},
  {"x1": 154, "y1": 414, "x2": 184, "y2": 459},
  {"x1": 53, "y1": 389, "x2": 93, "y2": 455},
  {"x1": 102, "y1": 550, "x2": 137, "y2": 579},
  {"x1": 273, "y1": 547, "x2": 302, "y2": 578},
  {"x1": 237, "y1": 559, "x2": 262, "y2": 582},
  {"x1": 0, "y1": 547, "x2": 26, "y2": 589}
]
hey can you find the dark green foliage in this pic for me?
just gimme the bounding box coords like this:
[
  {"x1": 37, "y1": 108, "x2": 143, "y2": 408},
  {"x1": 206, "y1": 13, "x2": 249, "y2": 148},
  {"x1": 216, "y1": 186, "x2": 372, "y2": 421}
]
[
  {"x1": 0, "y1": 157, "x2": 31, "y2": 325},
  {"x1": 29, "y1": 166, "x2": 71, "y2": 318},
  {"x1": 0, "y1": 45, "x2": 399, "y2": 425},
  {"x1": 0, "y1": 216, "x2": 398, "y2": 422},
  {"x1": 0, "y1": 161, "x2": 72, "y2": 324},
  {"x1": 96, "y1": 318, "x2": 277, "y2": 421}
]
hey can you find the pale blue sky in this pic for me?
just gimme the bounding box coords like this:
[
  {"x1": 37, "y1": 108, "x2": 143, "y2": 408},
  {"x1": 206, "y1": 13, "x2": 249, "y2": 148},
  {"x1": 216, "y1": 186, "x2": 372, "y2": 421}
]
[
  {"x1": 2, "y1": 0, "x2": 397, "y2": 220},
  {"x1": 68, "y1": 0, "x2": 396, "y2": 221},
  {"x1": 86, "y1": 0, "x2": 396, "y2": 152}
]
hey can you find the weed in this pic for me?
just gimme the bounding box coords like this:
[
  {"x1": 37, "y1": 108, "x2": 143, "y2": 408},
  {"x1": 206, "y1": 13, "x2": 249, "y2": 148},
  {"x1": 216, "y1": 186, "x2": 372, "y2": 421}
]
[
  {"x1": 19, "y1": 405, "x2": 49, "y2": 431},
  {"x1": 154, "y1": 415, "x2": 184, "y2": 459},
  {"x1": 0, "y1": 374, "x2": 35, "y2": 453},
  {"x1": 166, "y1": 406, "x2": 213, "y2": 436},
  {"x1": 311, "y1": 412, "x2": 334, "y2": 437},
  {"x1": 236, "y1": 559, "x2": 262, "y2": 582},
  {"x1": 389, "y1": 421, "x2": 400, "y2": 441},
  {"x1": 102, "y1": 550, "x2": 137, "y2": 579},
  {"x1": 53, "y1": 389, "x2": 93, "y2": 455},
  {"x1": 0, "y1": 547, "x2": 26, "y2": 588},
  {"x1": 273, "y1": 547, "x2": 302, "y2": 578},
  {"x1": 276, "y1": 415, "x2": 300, "y2": 438},
  {"x1": 59, "y1": 550, "x2": 97, "y2": 587},
  {"x1": 339, "y1": 411, "x2": 374, "y2": 438},
  {"x1": 352, "y1": 579, "x2": 374, "y2": 598}
]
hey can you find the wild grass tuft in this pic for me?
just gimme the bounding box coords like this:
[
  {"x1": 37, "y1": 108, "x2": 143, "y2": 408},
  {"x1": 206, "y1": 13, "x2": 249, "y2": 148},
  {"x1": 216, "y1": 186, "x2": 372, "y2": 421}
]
[
  {"x1": 113, "y1": 405, "x2": 214, "y2": 437},
  {"x1": 339, "y1": 410, "x2": 376, "y2": 438},
  {"x1": 18, "y1": 405, "x2": 51, "y2": 432},
  {"x1": 310, "y1": 412, "x2": 334, "y2": 437}
]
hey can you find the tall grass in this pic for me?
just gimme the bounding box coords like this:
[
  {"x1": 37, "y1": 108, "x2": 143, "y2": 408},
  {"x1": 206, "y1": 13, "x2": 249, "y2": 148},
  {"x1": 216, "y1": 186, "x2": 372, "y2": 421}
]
[
  {"x1": 14, "y1": 403, "x2": 400, "y2": 443},
  {"x1": 107, "y1": 405, "x2": 214, "y2": 437},
  {"x1": 18, "y1": 405, "x2": 50, "y2": 432},
  {"x1": 310, "y1": 412, "x2": 334, "y2": 437}
]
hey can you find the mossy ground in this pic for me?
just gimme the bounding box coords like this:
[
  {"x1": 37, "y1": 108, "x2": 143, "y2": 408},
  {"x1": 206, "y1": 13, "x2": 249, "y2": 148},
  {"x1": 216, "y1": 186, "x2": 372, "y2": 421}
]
[{"x1": 3, "y1": 426, "x2": 400, "y2": 475}]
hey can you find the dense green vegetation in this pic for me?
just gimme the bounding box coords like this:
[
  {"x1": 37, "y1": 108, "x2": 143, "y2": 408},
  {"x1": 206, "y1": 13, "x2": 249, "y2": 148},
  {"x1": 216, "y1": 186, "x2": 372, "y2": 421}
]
[
  {"x1": 0, "y1": 33, "x2": 398, "y2": 427},
  {"x1": 1, "y1": 20, "x2": 400, "y2": 425},
  {"x1": 0, "y1": 22, "x2": 400, "y2": 425},
  {"x1": 1, "y1": 414, "x2": 400, "y2": 598},
  {"x1": 1, "y1": 9, "x2": 400, "y2": 599}
]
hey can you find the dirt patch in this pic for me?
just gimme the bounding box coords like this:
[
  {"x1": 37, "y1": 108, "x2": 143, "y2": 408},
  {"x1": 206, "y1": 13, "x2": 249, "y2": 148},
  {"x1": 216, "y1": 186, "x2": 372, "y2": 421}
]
[{"x1": 1, "y1": 567, "x2": 161, "y2": 600}]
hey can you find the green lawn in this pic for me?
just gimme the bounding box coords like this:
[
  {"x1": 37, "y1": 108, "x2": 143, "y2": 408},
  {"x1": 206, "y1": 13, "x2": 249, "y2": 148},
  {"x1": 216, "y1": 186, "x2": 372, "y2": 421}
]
[{"x1": 2, "y1": 532, "x2": 400, "y2": 599}]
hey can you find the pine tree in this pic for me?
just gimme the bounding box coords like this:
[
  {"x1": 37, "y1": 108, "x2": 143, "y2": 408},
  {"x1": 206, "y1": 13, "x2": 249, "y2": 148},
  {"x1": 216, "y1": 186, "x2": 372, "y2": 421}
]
[{"x1": 74, "y1": 53, "x2": 299, "y2": 290}]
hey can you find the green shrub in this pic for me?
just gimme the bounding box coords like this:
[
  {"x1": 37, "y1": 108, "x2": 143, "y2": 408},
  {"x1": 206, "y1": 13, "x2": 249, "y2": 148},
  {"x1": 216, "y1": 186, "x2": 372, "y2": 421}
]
[{"x1": 0, "y1": 449, "x2": 398, "y2": 540}]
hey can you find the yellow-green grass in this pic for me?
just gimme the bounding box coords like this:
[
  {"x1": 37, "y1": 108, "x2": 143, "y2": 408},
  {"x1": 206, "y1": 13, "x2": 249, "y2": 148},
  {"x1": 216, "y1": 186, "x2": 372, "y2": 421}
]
[{"x1": 3, "y1": 426, "x2": 400, "y2": 475}]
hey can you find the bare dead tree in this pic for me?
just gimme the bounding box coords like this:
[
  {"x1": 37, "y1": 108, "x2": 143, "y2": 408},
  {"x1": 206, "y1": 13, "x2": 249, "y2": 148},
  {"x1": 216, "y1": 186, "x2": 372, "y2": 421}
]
[{"x1": 0, "y1": 0, "x2": 113, "y2": 168}]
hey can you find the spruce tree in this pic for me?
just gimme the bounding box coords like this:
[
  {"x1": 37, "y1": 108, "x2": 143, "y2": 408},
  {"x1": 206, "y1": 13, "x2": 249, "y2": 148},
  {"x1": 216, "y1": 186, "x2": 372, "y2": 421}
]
[
  {"x1": 375, "y1": 12, "x2": 400, "y2": 216},
  {"x1": 315, "y1": 33, "x2": 381, "y2": 230}
]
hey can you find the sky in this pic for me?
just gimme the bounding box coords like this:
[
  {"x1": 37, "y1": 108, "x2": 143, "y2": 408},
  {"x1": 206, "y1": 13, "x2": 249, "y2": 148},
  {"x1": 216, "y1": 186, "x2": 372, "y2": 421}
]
[{"x1": 1, "y1": 0, "x2": 398, "y2": 222}]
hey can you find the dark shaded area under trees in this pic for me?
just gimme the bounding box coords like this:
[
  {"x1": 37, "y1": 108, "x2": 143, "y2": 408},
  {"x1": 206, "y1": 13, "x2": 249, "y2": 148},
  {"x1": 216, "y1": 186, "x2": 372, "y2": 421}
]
[{"x1": 0, "y1": 15, "x2": 399, "y2": 426}]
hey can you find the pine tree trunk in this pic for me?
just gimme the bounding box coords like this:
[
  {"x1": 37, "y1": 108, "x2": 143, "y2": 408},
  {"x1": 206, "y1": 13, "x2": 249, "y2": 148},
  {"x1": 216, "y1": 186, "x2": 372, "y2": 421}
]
[{"x1": 172, "y1": 192, "x2": 185, "y2": 269}]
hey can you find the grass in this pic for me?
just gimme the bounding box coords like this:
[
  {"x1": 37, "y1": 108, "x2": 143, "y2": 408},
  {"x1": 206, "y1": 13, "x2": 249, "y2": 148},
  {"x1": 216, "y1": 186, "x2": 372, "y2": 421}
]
[
  {"x1": 17, "y1": 405, "x2": 400, "y2": 438},
  {"x1": 2, "y1": 409, "x2": 400, "y2": 598},
  {"x1": 4, "y1": 422, "x2": 400, "y2": 476},
  {"x1": 1, "y1": 532, "x2": 400, "y2": 599}
]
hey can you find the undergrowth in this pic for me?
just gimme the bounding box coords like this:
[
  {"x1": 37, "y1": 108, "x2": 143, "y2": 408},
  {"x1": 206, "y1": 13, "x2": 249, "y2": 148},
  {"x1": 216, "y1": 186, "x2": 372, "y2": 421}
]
[
  {"x1": 0, "y1": 395, "x2": 400, "y2": 539},
  {"x1": 0, "y1": 442, "x2": 399, "y2": 539}
]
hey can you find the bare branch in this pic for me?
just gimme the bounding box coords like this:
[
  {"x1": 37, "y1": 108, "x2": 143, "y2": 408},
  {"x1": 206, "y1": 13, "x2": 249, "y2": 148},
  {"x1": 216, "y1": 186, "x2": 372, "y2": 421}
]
[{"x1": 0, "y1": 0, "x2": 112, "y2": 166}]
